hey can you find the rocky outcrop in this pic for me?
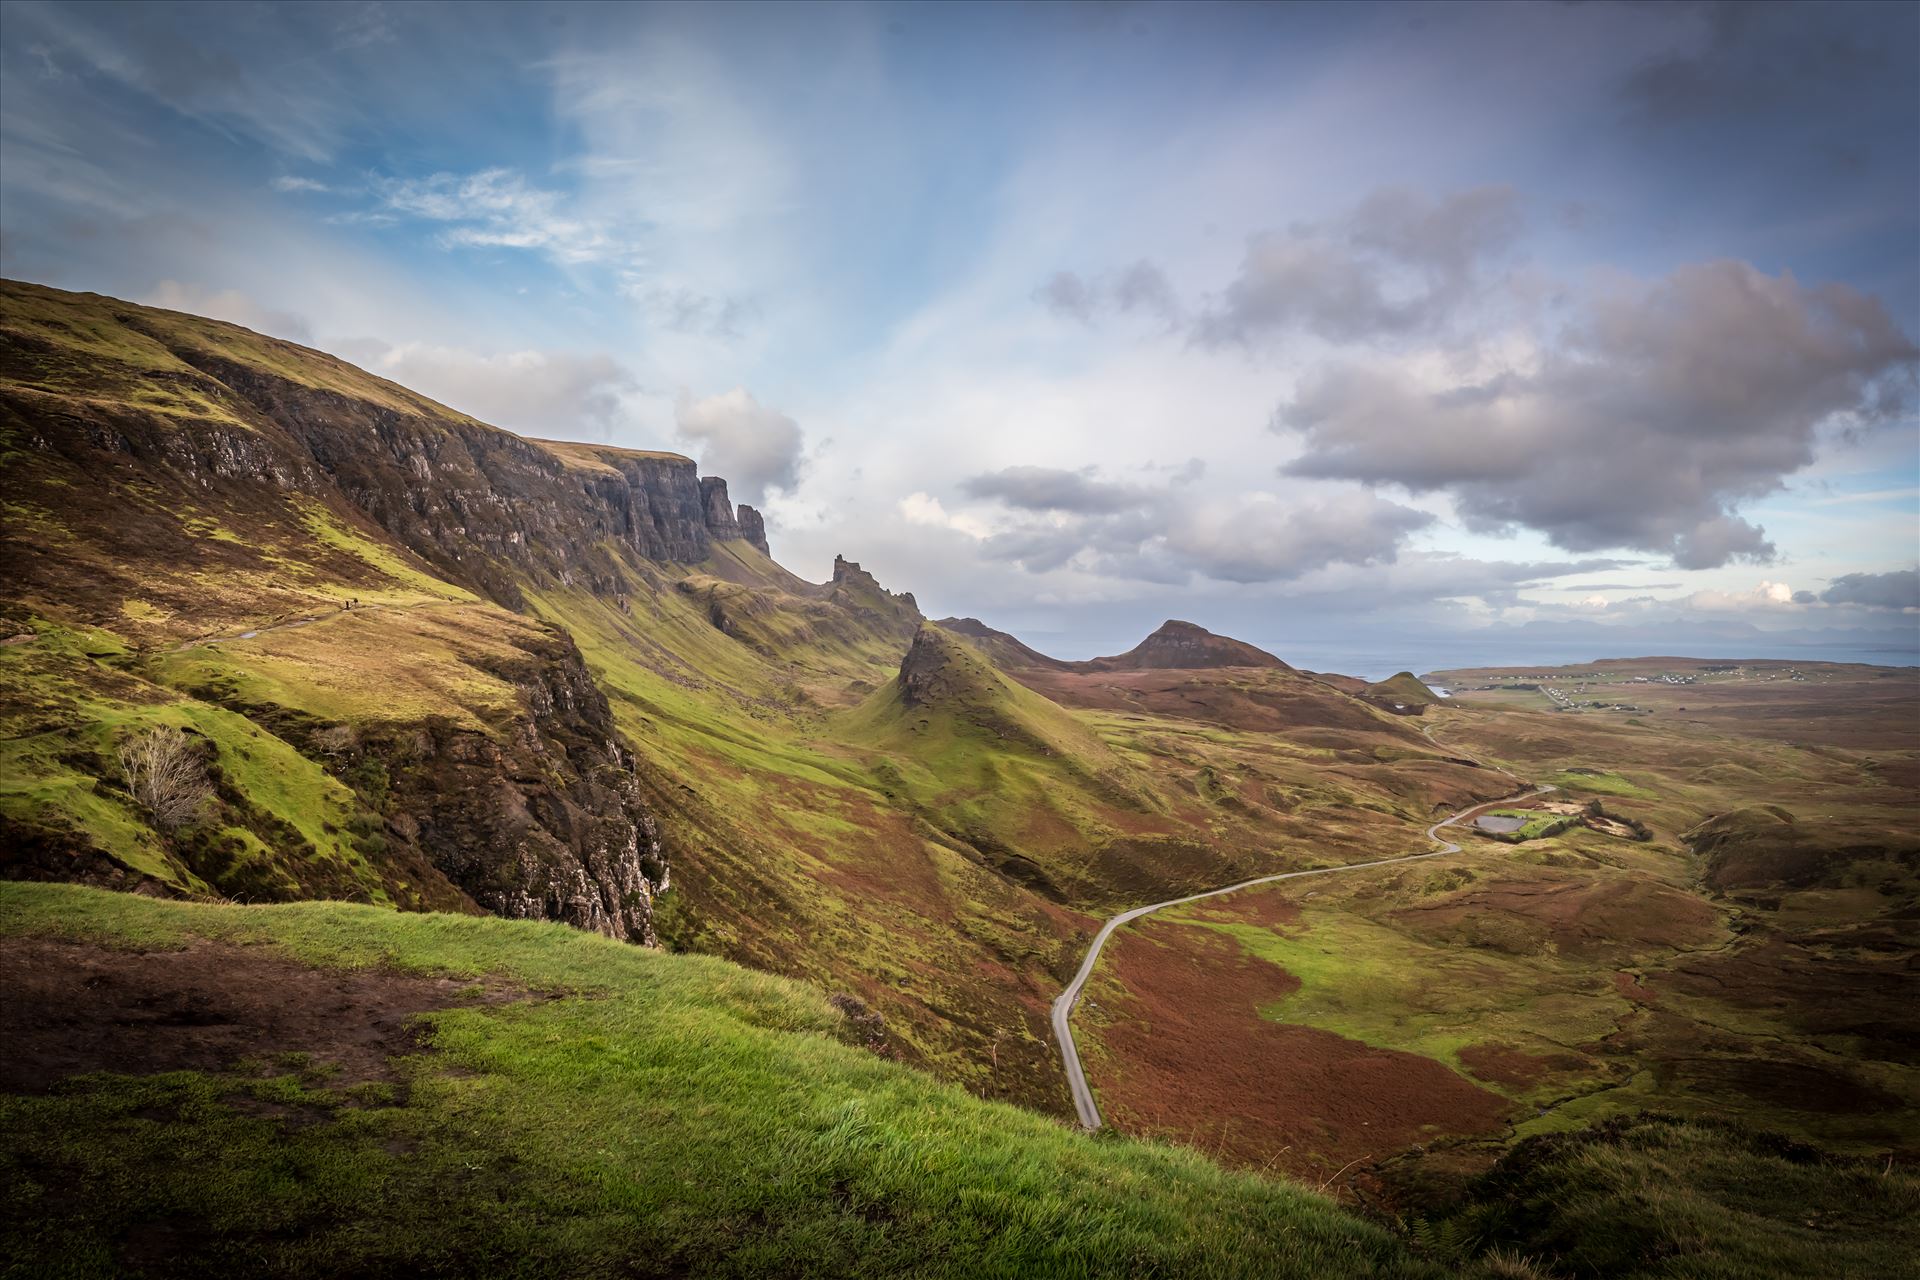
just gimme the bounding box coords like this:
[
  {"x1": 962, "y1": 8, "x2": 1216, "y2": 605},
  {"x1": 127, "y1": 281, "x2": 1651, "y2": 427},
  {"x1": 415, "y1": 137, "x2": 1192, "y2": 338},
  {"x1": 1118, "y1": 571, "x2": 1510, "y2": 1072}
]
[
  {"x1": 935, "y1": 617, "x2": 1071, "y2": 672},
  {"x1": 374, "y1": 630, "x2": 668, "y2": 943},
  {"x1": 736, "y1": 504, "x2": 770, "y2": 557},
  {"x1": 898, "y1": 625, "x2": 965, "y2": 710},
  {"x1": 699, "y1": 476, "x2": 743, "y2": 542},
  {"x1": 192, "y1": 358, "x2": 730, "y2": 605},
  {"x1": 829, "y1": 555, "x2": 923, "y2": 646}
]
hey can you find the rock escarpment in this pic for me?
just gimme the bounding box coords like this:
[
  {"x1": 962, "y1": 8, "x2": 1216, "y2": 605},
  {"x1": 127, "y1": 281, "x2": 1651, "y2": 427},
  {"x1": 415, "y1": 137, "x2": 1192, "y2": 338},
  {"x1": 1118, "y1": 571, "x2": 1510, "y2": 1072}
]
[
  {"x1": 699, "y1": 475, "x2": 743, "y2": 542},
  {"x1": 197, "y1": 357, "x2": 766, "y2": 605},
  {"x1": 376, "y1": 631, "x2": 668, "y2": 943},
  {"x1": 736, "y1": 503, "x2": 771, "y2": 557},
  {"x1": 828, "y1": 555, "x2": 923, "y2": 645},
  {"x1": 0, "y1": 281, "x2": 723, "y2": 943}
]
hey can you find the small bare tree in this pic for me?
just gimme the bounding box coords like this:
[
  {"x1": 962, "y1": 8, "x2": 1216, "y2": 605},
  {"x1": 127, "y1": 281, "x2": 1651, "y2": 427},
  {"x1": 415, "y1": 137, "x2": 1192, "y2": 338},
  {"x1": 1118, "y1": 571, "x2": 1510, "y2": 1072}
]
[
  {"x1": 118, "y1": 725, "x2": 211, "y2": 830},
  {"x1": 311, "y1": 724, "x2": 359, "y2": 760}
]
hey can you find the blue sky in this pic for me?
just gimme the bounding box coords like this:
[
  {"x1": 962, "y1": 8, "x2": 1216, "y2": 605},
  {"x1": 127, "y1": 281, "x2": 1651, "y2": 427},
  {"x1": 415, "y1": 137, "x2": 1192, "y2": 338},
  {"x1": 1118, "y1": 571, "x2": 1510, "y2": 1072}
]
[{"x1": 3, "y1": 0, "x2": 1915, "y2": 666}]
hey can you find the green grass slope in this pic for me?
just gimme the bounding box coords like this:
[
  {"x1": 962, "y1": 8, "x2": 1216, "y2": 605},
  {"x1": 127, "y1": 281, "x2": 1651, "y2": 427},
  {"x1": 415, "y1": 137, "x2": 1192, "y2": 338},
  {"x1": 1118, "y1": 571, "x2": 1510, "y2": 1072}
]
[
  {"x1": 0, "y1": 279, "x2": 486, "y2": 433},
  {"x1": 1364, "y1": 673, "x2": 1440, "y2": 708},
  {"x1": 838, "y1": 625, "x2": 1187, "y2": 897},
  {"x1": 0, "y1": 882, "x2": 1448, "y2": 1280}
]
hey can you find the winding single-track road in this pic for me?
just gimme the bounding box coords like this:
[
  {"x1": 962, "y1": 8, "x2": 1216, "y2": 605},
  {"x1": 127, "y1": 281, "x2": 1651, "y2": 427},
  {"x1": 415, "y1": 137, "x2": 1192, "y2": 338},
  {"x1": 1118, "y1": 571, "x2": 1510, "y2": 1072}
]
[{"x1": 1050, "y1": 780, "x2": 1555, "y2": 1130}]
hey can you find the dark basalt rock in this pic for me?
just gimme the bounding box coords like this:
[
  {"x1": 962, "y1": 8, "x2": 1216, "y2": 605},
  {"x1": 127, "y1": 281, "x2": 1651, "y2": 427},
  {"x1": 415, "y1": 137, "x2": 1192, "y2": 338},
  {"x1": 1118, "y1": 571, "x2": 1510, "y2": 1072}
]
[
  {"x1": 699, "y1": 475, "x2": 743, "y2": 542},
  {"x1": 736, "y1": 503, "x2": 770, "y2": 557},
  {"x1": 829, "y1": 555, "x2": 922, "y2": 643},
  {"x1": 149, "y1": 353, "x2": 754, "y2": 608},
  {"x1": 370, "y1": 629, "x2": 668, "y2": 943}
]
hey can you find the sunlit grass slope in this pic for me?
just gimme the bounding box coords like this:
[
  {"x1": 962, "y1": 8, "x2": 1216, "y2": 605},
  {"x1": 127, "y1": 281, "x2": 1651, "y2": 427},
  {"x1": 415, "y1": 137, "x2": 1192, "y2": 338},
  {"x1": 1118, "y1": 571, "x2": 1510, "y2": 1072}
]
[{"x1": 0, "y1": 882, "x2": 1449, "y2": 1280}]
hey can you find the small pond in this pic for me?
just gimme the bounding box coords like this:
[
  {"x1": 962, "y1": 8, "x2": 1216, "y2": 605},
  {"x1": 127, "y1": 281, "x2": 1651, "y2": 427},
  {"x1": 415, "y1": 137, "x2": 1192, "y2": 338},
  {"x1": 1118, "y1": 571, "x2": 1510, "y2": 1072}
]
[{"x1": 1475, "y1": 814, "x2": 1528, "y2": 833}]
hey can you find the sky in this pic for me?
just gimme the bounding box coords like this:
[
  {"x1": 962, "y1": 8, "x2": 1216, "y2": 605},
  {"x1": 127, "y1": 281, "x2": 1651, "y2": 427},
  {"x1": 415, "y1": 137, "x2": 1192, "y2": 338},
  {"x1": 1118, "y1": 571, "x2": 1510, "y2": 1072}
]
[{"x1": 3, "y1": 0, "x2": 1916, "y2": 671}]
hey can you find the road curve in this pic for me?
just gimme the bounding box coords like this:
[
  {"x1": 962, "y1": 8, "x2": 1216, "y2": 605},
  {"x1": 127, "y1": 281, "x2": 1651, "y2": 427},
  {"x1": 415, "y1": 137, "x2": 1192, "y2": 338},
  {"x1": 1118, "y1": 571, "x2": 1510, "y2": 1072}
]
[{"x1": 1049, "y1": 784, "x2": 1555, "y2": 1130}]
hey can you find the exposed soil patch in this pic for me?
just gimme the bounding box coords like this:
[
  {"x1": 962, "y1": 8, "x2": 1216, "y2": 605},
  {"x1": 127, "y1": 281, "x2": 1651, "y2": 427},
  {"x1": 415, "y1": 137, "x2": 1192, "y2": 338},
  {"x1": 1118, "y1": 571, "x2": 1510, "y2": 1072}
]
[
  {"x1": 1089, "y1": 922, "x2": 1510, "y2": 1176},
  {"x1": 0, "y1": 937, "x2": 524, "y2": 1093},
  {"x1": 1458, "y1": 1041, "x2": 1592, "y2": 1088}
]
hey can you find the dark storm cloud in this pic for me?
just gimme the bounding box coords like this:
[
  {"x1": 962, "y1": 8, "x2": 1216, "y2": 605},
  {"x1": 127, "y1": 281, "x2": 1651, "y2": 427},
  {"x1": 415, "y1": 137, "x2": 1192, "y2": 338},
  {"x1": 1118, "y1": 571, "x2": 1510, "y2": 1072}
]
[
  {"x1": 1819, "y1": 569, "x2": 1919, "y2": 610},
  {"x1": 1190, "y1": 186, "x2": 1520, "y2": 347},
  {"x1": 1279, "y1": 260, "x2": 1919, "y2": 569}
]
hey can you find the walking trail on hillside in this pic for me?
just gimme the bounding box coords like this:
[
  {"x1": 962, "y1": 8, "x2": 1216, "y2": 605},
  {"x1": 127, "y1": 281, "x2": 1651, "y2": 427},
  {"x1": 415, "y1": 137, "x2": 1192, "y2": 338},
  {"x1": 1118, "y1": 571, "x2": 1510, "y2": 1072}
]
[
  {"x1": 176, "y1": 599, "x2": 474, "y2": 650},
  {"x1": 1050, "y1": 719, "x2": 1552, "y2": 1130}
]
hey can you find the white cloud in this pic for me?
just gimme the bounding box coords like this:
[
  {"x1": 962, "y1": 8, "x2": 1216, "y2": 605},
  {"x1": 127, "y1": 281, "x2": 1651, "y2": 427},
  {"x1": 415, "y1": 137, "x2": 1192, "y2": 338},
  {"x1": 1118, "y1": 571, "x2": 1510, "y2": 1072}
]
[
  {"x1": 674, "y1": 388, "x2": 805, "y2": 503},
  {"x1": 142, "y1": 281, "x2": 313, "y2": 343},
  {"x1": 1685, "y1": 579, "x2": 1800, "y2": 612},
  {"x1": 375, "y1": 168, "x2": 618, "y2": 267},
  {"x1": 358, "y1": 341, "x2": 639, "y2": 436},
  {"x1": 899, "y1": 492, "x2": 988, "y2": 539}
]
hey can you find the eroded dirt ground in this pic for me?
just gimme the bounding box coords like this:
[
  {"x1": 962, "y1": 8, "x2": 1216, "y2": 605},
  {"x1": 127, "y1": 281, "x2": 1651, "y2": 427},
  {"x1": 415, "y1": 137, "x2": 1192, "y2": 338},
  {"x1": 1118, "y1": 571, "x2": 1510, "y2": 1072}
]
[{"x1": 0, "y1": 937, "x2": 520, "y2": 1093}]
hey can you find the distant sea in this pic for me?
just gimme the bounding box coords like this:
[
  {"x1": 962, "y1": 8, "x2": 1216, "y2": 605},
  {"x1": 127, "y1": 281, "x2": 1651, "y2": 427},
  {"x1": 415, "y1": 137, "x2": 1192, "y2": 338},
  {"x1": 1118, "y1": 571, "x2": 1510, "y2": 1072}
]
[{"x1": 1274, "y1": 637, "x2": 1920, "y2": 683}]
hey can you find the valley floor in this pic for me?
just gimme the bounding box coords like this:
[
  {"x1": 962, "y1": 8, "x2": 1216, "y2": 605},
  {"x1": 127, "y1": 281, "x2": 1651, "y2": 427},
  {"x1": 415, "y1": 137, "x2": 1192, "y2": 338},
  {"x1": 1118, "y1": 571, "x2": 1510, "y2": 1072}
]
[{"x1": 1065, "y1": 667, "x2": 1919, "y2": 1217}]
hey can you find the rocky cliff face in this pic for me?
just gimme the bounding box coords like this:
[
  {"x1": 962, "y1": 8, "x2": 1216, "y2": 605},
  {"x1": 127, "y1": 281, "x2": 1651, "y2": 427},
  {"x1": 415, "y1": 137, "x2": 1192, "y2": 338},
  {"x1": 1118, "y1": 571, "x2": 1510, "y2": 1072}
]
[
  {"x1": 699, "y1": 476, "x2": 743, "y2": 542},
  {"x1": 374, "y1": 630, "x2": 668, "y2": 943},
  {"x1": 829, "y1": 555, "x2": 923, "y2": 646},
  {"x1": 0, "y1": 283, "x2": 744, "y2": 945},
  {"x1": 190, "y1": 356, "x2": 761, "y2": 606},
  {"x1": 736, "y1": 504, "x2": 771, "y2": 557}
]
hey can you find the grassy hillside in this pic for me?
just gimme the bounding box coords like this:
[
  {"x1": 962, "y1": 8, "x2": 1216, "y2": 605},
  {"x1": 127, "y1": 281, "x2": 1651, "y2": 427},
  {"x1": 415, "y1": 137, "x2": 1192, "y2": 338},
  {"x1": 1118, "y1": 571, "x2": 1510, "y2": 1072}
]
[
  {"x1": 1420, "y1": 1113, "x2": 1919, "y2": 1280},
  {"x1": 1364, "y1": 673, "x2": 1440, "y2": 709},
  {"x1": 3, "y1": 279, "x2": 1516, "y2": 1119},
  {"x1": 0, "y1": 882, "x2": 1449, "y2": 1280}
]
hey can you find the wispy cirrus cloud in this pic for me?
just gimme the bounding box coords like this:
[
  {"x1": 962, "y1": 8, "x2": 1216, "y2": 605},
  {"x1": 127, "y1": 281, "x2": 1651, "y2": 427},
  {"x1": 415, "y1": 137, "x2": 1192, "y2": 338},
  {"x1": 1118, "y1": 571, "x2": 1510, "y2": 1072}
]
[{"x1": 373, "y1": 168, "x2": 619, "y2": 266}]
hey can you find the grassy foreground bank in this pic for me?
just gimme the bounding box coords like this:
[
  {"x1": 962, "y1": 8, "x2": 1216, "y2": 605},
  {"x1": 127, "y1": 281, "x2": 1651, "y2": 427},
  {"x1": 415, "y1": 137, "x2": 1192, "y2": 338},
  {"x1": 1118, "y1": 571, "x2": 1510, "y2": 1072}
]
[{"x1": 0, "y1": 883, "x2": 1441, "y2": 1279}]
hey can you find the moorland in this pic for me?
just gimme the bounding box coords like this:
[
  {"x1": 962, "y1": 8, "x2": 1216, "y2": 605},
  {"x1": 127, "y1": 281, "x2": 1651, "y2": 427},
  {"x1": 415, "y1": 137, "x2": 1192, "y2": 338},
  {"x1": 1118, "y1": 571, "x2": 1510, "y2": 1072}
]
[{"x1": 2, "y1": 279, "x2": 1915, "y2": 1278}]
